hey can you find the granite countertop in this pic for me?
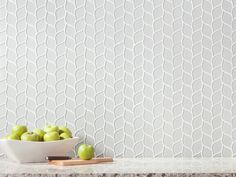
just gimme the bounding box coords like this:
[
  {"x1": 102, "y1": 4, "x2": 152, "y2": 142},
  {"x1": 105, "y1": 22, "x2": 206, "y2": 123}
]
[{"x1": 1, "y1": 158, "x2": 236, "y2": 177}]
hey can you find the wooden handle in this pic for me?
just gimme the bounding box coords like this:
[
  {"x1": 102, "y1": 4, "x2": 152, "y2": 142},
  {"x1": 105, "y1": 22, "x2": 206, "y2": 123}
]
[{"x1": 46, "y1": 156, "x2": 71, "y2": 160}]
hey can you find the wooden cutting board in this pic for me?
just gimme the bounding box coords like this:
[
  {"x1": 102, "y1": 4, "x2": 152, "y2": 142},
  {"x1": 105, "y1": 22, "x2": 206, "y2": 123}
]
[{"x1": 48, "y1": 157, "x2": 113, "y2": 166}]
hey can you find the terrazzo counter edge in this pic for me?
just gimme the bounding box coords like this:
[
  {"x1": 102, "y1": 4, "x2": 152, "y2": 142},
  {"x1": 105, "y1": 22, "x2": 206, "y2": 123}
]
[{"x1": 1, "y1": 158, "x2": 236, "y2": 177}]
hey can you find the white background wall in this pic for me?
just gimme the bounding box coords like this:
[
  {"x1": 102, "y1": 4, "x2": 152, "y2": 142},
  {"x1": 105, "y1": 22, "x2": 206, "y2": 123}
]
[{"x1": 0, "y1": 0, "x2": 236, "y2": 157}]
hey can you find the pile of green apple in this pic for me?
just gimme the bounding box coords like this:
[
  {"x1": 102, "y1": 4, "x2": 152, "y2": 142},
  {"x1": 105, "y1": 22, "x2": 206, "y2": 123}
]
[{"x1": 4, "y1": 125, "x2": 73, "y2": 142}]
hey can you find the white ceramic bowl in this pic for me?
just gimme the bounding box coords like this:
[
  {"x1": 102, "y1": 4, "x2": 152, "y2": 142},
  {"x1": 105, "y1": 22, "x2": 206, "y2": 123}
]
[{"x1": 0, "y1": 137, "x2": 79, "y2": 163}]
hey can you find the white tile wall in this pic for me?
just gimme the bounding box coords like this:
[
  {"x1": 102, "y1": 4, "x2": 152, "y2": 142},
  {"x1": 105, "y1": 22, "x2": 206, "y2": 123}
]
[{"x1": 0, "y1": 0, "x2": 236, "y2": 157}]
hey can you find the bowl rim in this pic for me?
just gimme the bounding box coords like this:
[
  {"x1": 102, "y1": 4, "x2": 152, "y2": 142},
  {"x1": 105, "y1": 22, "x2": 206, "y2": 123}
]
[{"x1": 0, "y1": 136, "x2": 80, "y2": 143}]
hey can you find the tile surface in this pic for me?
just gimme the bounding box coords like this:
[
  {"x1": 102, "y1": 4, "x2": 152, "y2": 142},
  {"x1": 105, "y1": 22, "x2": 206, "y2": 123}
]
[{"x1": 0, "y1": 0, "x2": 236, "y2": 157}]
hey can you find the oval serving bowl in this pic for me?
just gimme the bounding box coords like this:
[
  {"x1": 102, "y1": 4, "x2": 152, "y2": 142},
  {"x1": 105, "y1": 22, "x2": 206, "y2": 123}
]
[{"x1": 0, "y1": 137, "x2": 79, "y2": 163}]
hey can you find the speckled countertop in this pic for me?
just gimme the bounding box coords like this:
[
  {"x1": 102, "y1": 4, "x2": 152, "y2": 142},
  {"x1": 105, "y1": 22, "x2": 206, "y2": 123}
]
[{"x1": 1, "y1": 158, "x2": 236, "y2": 177}]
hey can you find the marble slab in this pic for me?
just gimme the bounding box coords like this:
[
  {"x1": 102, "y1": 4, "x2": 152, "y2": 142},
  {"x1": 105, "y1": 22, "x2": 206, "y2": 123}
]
[{"x1": 1, "y1": 158, "x2": 236, "y2": 177}]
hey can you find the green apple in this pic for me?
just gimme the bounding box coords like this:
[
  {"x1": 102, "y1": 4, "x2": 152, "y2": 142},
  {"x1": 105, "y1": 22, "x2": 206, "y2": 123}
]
[
  {"x1": 43, "y1": 132, "x2": 60, "y2": 141},
  {"x1": 59, "y1": 132, "x2": 72, "y2": 140},
  {"x1": 5, "y1": 134, "x2": 20, "y2": 140},
  {"x1": 44, "y1": 125, "x2": 59, "y2": 133},
  {"x1": 77, "y1": 144, "x2": 94, "y2": 160},
  {"x1": 12, "y1": 125, "x2": 27, "y2": 137},
  {"x1": 58, "y1": 126, "x2": 72, "y2": 136},
  {"x1": 33, "y1": 128, "x2": 45, "y2": 141},
  {"x1": 21, "y1": 132, "x2": 39, "y2": 141}
]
